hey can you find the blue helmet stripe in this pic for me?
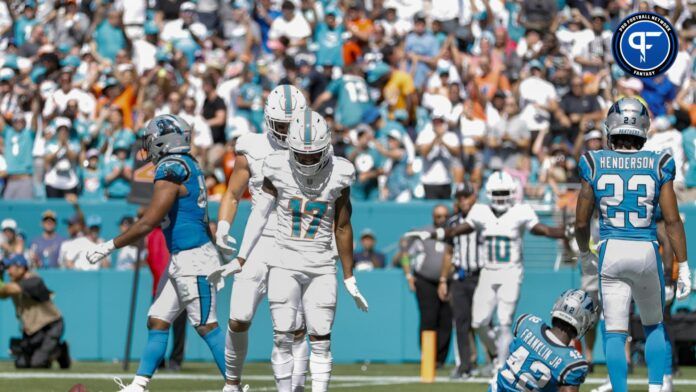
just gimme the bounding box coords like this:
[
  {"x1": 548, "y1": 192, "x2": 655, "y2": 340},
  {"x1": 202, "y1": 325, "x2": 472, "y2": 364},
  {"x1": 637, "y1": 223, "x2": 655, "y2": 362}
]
[
  {"x1": 283, "y1": 85, "x2": 292, "y2": 117},
  {"x1": 304, "y1": 109, "x2": 312, "y2": 146}
]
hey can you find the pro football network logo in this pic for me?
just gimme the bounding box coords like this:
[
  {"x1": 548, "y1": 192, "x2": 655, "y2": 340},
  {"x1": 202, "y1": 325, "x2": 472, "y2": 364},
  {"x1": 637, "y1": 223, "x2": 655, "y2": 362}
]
[{"x1": 611, "y1": 12, "x2": 678, "y2": 77}]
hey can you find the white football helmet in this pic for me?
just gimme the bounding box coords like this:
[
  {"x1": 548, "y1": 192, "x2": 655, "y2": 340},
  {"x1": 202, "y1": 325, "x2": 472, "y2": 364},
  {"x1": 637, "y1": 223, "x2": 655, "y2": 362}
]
[
  {"x1": 265, "y1": 84, "x2": 307, "y2": 147},
  {"x1": 287, "y1": 109, "x2": 332, "y2": 178},
  {"x1": 485, "y1": 171, "x2": 517, "y2": 213}
]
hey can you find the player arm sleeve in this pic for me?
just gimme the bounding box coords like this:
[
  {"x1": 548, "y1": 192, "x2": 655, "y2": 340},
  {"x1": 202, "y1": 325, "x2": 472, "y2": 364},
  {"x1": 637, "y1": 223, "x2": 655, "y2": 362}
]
[
  {"x1": 237, "y1": 190, "x2": 274, "y2": 260},
  {"x1": 658, "y1": 153, "x2": 676, "y2": 187},
  {"x1": 524, "y1": 205, "x2": 541, "y2": 231},
  {"x1": 464, "y1": 205, "x2": 484, "y2": 230},
  {"x1": 512, "y1": 314, "x2": 530, "y2": 337},
  {"x1": 578, "y1": 152, "x2": 595, "y2": 184},
  {"x1": 559, "y1": 361, "x2": 589, "y2": 386}
]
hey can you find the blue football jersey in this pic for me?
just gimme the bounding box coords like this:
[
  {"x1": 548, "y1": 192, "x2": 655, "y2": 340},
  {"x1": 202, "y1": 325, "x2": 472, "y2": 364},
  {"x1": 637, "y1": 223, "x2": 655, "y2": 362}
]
[
  {"x1": 578, "y1": 149, "x2": 675, "y2": 241},
  {"x1": 494, "y1": 314, "x2": 588, "y2": 392},
  {"x1": 154, "y1": 154, "x2": 210, "y2": 253}
]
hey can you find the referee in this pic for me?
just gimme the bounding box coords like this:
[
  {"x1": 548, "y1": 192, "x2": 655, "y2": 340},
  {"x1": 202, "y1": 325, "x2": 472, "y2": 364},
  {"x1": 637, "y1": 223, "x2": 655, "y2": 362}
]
[{"x1": 438, "y1": 182, "x2": 482, "y2": 379}]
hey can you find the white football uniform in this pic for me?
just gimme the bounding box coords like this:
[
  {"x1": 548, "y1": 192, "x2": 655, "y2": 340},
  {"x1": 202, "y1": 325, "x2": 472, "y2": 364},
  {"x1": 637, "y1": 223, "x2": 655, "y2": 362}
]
[
  {"x1": 263, "y1": 151, "x2": 355, "y2": 335},
  {"x1": 228, "y1": 132, "x2": 283, "y2": 323},
  {"x1": 465, "y1": 203, "x2": 540, "y2": 328}
]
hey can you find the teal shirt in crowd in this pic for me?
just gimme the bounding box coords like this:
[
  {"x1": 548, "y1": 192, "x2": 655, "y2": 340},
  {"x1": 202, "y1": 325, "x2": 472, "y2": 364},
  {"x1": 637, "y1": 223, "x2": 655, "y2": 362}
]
[
  {"x1": 683, "y1": 127, "x2": 696, "y2": 188},
  {"x1": 102, "y1": 158, "x2": 133, "y2": 198},
  {"x1": 314, "y1": 23, "x2": 344, "y2": 67},
  {"x1": 80, "y1": 166, "x2": 105, "y2": 200},
  {"x1": 327, "y1": 75, "x2": 371, "y2": 128},
  {"x1": 347, "y1": 146, "x2": 382, "y2": 201},
  {"x1": 237, "y1": 82, "x2": 265, "y2": 133},
  {"x1": 93, "y1": 20, "x2": 126, "y2": 62},
  {"x1": 3, "y1": 125, "x2": 35, "y2": 175}
]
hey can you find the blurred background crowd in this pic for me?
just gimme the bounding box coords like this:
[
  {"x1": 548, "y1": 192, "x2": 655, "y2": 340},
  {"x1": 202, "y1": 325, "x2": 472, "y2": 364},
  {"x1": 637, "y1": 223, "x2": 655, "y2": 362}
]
[{"x1": 0, "y1": 0, "x2": 694, "y2": 267}]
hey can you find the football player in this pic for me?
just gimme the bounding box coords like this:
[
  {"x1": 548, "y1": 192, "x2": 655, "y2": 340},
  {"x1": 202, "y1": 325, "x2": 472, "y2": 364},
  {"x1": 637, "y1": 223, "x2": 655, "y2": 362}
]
[
  {"x1": 491, "y1": 289, "x2": 598, "y2": 392},
  {"x1": 213, "y1": 109, "x2": 368, "y2": 392},
  {"x1": 575, "y1": 97, "x2": 690, "y2": 392},
  {"x1": 209, "y1": 85, "x2": 309, "y2": 392},
  {"x1": 86, "y1": 115, "x2": 226, "y2": 391},
  {"x1": 406, "y1": 171, "x2": 569, "y2": 370}
]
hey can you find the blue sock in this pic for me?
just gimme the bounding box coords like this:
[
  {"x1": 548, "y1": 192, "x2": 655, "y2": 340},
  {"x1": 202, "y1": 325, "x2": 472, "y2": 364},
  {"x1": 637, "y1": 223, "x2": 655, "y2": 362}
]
[
  {"x1": 645, "y1": 323, "x2": 666, "y2": 386},
  {"x1": 203, "y1": 327, "x2": 226, "y2": 376},
  {"x1": 605, "y1": 332, "x2": 628, "y2": 392},
  {"x1": 664, "y1": 331, "x2": 673, "y2": 376},
  {"x1": 136, "y1": 330, "x2": 169, "y2": 377}
]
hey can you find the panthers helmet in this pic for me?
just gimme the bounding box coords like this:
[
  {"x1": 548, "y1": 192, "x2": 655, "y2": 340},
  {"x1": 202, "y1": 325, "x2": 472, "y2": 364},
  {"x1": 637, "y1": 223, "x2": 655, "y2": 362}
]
[
  {"x1": 604, "y1": 97, "x2": 650, "y2": 148},
  {"x1": 550, "y1": 289, "x2": 598, "y2": 339},
  {"x1": 287, "y1": 109, "x2": 332, "y2": 178},
  {"x1": 265, "y1": 85, "x2": 307, "y2": 148},
  {"x1": 485, "y1": 171, "x2": 517, "y2": 213},
  {"x1": 143, "y1": 114, "x2": 191, "y2": 163}
]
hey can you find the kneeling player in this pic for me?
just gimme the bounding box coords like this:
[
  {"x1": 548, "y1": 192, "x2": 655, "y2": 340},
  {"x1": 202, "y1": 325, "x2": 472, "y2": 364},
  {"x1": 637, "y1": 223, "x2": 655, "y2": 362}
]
[
  {"x1": 492, "y1": 289, "x2": 599, "y2": 392},
  {"x1": 217, "y1": 109, "x2": 368, "y2": 392}
]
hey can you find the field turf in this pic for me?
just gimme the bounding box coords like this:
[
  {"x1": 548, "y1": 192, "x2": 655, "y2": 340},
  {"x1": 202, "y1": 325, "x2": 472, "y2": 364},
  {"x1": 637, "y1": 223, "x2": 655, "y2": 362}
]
[{"x1": 2, "y1": 361, "x2": 696, "y2": 391}]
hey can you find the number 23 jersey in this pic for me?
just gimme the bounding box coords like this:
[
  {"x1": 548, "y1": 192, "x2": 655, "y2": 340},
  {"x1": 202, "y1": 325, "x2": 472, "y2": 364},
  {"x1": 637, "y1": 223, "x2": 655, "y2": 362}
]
[
  {"x1": 263, "y1": 150, "x2": 355, "y2": 274},
  {"x1": 465, "y1": 203, "x2": 540, "y2": 269},
  {"x1": 579, "y1": 149, "x2": 675, "y2": 242},
  {"x1": 493, "y1": 314, "x2": 588, "y2": 392}
]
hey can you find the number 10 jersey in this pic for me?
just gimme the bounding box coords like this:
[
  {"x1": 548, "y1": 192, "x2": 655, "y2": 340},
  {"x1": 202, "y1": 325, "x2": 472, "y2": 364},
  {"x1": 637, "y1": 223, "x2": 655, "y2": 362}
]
[{"x1": 579, "y1": 149, "x2": 675, "y2": 242}]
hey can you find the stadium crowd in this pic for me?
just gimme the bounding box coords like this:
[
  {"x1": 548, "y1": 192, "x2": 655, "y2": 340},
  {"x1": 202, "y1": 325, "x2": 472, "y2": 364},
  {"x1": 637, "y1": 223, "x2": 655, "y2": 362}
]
[{"x1": 0, "y1": 0, "x2": 694, "y2": 264}]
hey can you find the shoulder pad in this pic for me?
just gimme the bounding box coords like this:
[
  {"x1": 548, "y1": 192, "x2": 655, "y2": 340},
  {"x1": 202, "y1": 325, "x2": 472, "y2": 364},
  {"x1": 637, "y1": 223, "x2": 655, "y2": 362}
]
[
  {"x1": 155, "y1": 157, "x2": 190, "y2": 183},
  {"x1": 513, "y1": 313, "x2": 531, "y2": 336},
  {"x1": 235, "y1": 133, "x2": 264, "y2": 158},
  {"x1": 560, "y1": 359, "x2": 589, "y2": 386},
  {"x1": 262, "y1": 150, "x2": 288, "y2": 181},
  {"x1": 658, "y1": 151, "x2": 675, "y2": 183},
  {"x1": 333, "y1": 157, "x2": 356, "y2": 188}
]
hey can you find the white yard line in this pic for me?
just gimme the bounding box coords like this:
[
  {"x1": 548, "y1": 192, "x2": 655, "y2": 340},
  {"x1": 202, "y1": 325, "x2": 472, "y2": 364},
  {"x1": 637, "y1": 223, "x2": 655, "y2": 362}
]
[{"x1": 2, "y1": 372, "x2": 696, "y2": 386}]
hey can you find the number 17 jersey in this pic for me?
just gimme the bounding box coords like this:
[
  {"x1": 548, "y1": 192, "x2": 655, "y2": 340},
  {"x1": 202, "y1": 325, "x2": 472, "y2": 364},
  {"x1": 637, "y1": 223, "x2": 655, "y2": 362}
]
[{"x1": 579, "y1": 149, "x2": 675, "y2": 242}]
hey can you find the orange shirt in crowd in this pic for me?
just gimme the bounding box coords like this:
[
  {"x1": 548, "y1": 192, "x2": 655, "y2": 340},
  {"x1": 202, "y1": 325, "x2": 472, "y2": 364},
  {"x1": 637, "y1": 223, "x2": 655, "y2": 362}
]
[
  {"x1": 475, "y1": 71, "x2": 510, "y2": 100},
  {"x1": 95, "y1": 85, "x2": 137, "y2": 129},
  {"x1": 343, "y1": 40, "x2": 362, "y2": 66}
]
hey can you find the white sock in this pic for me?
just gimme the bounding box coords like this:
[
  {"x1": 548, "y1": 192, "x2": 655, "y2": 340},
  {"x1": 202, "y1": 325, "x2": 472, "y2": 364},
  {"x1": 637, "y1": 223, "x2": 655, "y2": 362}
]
[
  {"x1": 133, "y1": 375, "x2": 150, "y2": 387},
  {"x1": 661, "y1": 375, "x2": 673, "y2": 392},
  {"x1": 225, "y1": 327, "x2": 249, "y2": 382},
  {"x1": 272, "y1": 331, "x2": 295, "y2": 392},
  {"x1": 496, "y1": 325, "x2": 513, "y2": 364},
  {"x1": 649, "y1": 384, "x2": 662, "y2": 392},
  {"x1": 292, "y1": 335, "x2": 309, "y2": 391},
  {"x1": 309, "y1": 339, "x2": 332, "y2": 392}
]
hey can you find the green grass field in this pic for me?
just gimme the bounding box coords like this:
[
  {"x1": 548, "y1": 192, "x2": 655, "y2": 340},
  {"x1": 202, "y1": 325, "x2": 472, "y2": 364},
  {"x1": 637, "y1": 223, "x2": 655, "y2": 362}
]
[{"x1": 2, "y1": 361, "x2": 696, "y2": 392}]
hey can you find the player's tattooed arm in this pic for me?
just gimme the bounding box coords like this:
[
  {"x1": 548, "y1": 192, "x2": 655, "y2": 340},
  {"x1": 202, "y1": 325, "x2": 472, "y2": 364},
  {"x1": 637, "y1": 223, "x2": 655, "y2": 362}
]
[
  {"x1": 574, "y1": 180, "x2": 595, "y2": 253},
  {"x1": 443, "y1": 222, "x2": 474, "y2": 239},
  {"x1": 335, "y1": 187, "x2": 355, "y2": 280},
  {"x1": 114, "y1": 179, "x2": 180, "y2": 249},
  {"x1": 218, "y1": 154, "x2": 251, "y2": 226},
  {"x1": 659, "y1": 181, "x2": 687, "y2": 263}
]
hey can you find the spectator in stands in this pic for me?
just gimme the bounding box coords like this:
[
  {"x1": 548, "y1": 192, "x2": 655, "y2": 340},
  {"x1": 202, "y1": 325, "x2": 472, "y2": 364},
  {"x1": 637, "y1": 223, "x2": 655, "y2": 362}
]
[
  {"x1": 93, "y1": 8, "x2": 128, "y2": 63},
  {"x1": 353, "y1": 229, "x2": 386, "y2": 271},
  {"x1": 103, "y1": 140, "x2": 133, "y2": 199},
  {"x1": 404, "y1": 12, "x2": 439, "y2": 89},
  {"x1": 314, "y1": 64, "x2": 372, "y2": 130},
  {"x1": 553, "y1": 75, "x2": 604, "y2": 143},
  {"x1": 487, "y1": 95, "x2": 530, "y2": 170},
  {"x1": 268, "y1": 1, "x2": 311, "y2": 47},
  {"x1": 348, "y1": 126, "x2": 382, "y2": 201},
  {"x1": 375, "y1": 129, "x2": 411, "y2": 202},
  {"x1": 519, "y1": 60, "x2": 557, "y2": 135},
  {"x1": 416, "y1": 106, "x2": 460, "y2": 199},
  {"x1": 1, "y1": 103, "x2": 38, "y2": 199},
  {"x1": 79, "y1": 149, "x2": 106, "y2": 200},
  {"x1": 0, "y1": 254, "x2": 70, "y2": 369},
  {"x1": 58, "y1": 208, "x2": 101, "y2": 271},
  {"x1": 115, "y1": 216, "x2": 139, "y2": 271},
  {"x1": 405, "y1": 204, "x2": 453, "y2": 367},
  {"x1": 202, "y1": 75, "x2": 227, "y2": 146},
  {"x1": 44, "y1": 119, "x2": 80, "y2": 199},
  {"x1": 1, "y1": 218, "x2": 24, "y2": 259},
  {"x1": 29, "y1": 210, "x2": 65, "y2": 269}
]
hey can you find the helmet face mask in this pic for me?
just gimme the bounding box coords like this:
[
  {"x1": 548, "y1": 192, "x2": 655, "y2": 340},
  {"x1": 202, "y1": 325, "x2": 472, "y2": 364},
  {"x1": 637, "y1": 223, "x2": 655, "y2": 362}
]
[
  {"x1": 287, "y1": 109, "x2": 332, "y2": 181},
  {"x1": 485, "y1": 171, "x2": 516, "y2": 213},
  {"x1": 550, "y1": 289, "x2": 598, "y2": 339},
  {"x1": 144, "y1": 114, "x2": 192, "y2": 163}
]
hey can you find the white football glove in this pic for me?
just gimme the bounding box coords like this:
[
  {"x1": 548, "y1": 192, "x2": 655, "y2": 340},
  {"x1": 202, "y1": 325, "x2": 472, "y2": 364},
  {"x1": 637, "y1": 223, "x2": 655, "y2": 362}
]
[
  {"x1": 578, "y1": 251, "x2": 598, "y2": 276},
  {"x1": 403, "y1": 231, "x2": 432, "y2": 242},
  {"x1": 344, "y1": 276, "x2": 369, "y2": 312},
  {"x1": 86, "y1": 240, "x2": 115, "y2": 264},
  {"x1": 215, "y1": 221, "x2": 238, "y2": 261},
  {"x1": 676, "y1": 262, "x2": 692, "y2": 300},
  {"x1": 665, "y1": 284, "x2": 675, "y2": 303},
  {"x1": 207, "y1": 257, "x2": 243, "y2": 286}
]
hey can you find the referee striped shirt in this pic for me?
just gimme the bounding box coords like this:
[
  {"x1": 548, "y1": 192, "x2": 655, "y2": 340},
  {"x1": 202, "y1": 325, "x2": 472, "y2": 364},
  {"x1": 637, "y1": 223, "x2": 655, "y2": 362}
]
[{"x1": 445, "y1": 214, "x2": 483, "y2": 274}]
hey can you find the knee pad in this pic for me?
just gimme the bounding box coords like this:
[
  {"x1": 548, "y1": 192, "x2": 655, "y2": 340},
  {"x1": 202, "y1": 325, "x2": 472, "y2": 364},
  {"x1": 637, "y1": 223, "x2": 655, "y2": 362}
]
[
  {"x1": 272, "y1": 331, "x2": 295, "y2": 379},
  {"x1": 309, "y1": 339, "x2": 332, "y2": 382}
]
